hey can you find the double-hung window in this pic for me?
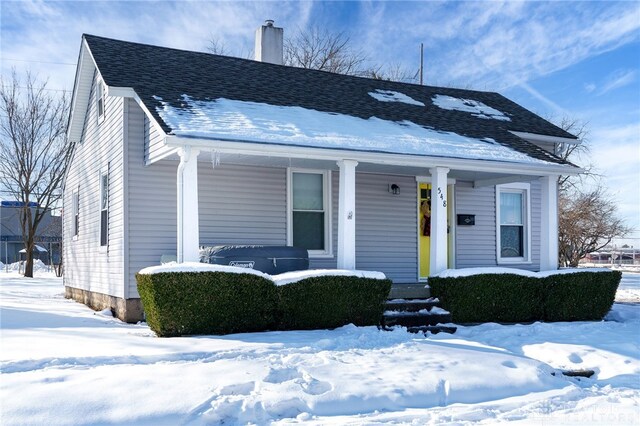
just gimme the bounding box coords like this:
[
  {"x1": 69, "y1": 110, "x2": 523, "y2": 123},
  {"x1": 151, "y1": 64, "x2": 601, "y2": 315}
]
[
  {"x1": 496, "y1": 183, "x2": 530, "y2": 263},
  {"x1": 288, "y1": 170, "x2": 331, "y2": 256},
  {"x1": 100, "y1": 169, "x2": 109, "y2": 247},
  {"x1": 72, "y1": 189, "x2": 79, "y2": 238},
  {"x1": 96, "y1": 79, "x2": 106, "y2": 124}
]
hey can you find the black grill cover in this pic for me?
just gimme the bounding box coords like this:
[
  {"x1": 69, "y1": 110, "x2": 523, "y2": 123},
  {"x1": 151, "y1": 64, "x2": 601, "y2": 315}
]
[{"x1": 199, "y1": 245, "x2": 309, "y2": 275}]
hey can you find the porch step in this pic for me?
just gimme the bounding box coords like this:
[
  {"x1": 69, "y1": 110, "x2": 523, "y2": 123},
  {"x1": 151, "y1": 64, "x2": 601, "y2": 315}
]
[
  {"x1": 407, "y1": 325, "x2": 457, "y2": 335},
  {"x1": 386, "y1": 297, "x2": 440, "y2": 312},
  {"x1": 388, "y1": 283, "x2": 430, "y2": 299},
  {"x1": 382, "y1": 297, "x2": 456, "y2": 334}
]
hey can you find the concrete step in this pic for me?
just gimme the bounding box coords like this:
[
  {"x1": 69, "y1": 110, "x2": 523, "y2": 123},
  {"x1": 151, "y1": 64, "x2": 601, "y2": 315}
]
[
  {"x1": 385, "y1": 297, "x2": 440, "y2": 312},
  {"x1": 406, "y1": 325, "x2": 457, "y2": 335},
  {"x1": 388, "y1": 283, "x2": 430, "y2": 299},
  {"x1": 383, "y1": 309, "x2": 452, "y2": 327}
]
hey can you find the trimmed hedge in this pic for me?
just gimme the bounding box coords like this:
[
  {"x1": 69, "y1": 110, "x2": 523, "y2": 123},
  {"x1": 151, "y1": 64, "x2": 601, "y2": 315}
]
[
  {"x1": 137, "y1": 272, "x2": 391, "y2": 336},
  {"x1": 542, "y1": 271, "x2": 621, "y2": 321},
  {"x1": 136, "y1": 272, "x2": 278, "y2": 337},
  {"x1": 429, "y1": 271, "x2": 621, "y2": 324},
  {"x1": 277, "y1": 276, "x2": 392, "y2": 330},
  {"x1": 429, "y1": 274, "x2": 542, "y2": 323}
]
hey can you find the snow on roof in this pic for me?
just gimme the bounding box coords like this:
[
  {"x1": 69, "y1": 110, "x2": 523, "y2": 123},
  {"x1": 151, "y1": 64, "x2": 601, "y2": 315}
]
[
  {"x1": 432, "y1": 94, "x2": 511, "y2": 121},
  {"x1": 155, "y1": 95, "x2": 550, "y2": 165},
  {"x1": 18, "y1": 245, "x2": 47, "y2": 253},
  {"x1": 368, "y1": 89, "x2": 425, "y2": 107}
]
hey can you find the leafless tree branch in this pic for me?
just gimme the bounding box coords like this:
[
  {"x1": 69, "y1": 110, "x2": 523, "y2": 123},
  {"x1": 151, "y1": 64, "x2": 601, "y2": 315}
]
[{"x1": 0, "y1": 70, "x2": 73, "y2": 277}]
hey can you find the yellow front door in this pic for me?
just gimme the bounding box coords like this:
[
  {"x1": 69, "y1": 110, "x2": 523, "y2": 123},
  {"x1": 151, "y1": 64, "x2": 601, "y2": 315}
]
[{"x1": 419, "y1": 183, "x2": 431, "y2": 279}]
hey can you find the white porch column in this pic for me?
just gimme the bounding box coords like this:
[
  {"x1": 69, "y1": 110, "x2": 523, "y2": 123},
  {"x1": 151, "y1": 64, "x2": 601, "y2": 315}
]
[
  {"x1": 429, "y1": 167, "x2": 450, "y2": 275},
  {"x1": 337, "y1": 159, "x2": 358, "y2": 270},
  {"x1": 177, "y1": 146, "x2": 200, "y2": 263},
  {"x1": 540, "y1": 175, "x2": 559, "y2": 271}
]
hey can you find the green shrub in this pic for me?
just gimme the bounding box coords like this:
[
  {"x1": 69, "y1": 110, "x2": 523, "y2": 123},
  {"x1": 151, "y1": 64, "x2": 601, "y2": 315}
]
[
  {"x1": 542, "y1": 271, "x2": 621, "y2": 321},
  {"x1": 429, "y1": 271, "x2": 621, "y2": 324},
  {"x1": 276, "y1": 276, "x2": 392, "y2": 330},
  {"x1": 136, "y1": 272, "x2": 278, "y2": 337},
  {"x1": 429, "y1": 274, "x2": 542, "y2": 323}
]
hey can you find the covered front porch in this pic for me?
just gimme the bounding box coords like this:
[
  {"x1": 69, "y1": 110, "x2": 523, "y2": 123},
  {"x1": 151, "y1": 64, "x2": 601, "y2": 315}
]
[{"x1": 160, "y1": 138, "x2": 565, "y2": 281}]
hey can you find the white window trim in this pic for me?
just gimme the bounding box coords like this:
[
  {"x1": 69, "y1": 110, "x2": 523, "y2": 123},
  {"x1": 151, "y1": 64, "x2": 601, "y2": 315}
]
[
  {"x1": 496, "y1": 182, "x2": 531, "y2": 264},
  {"x1": 96, "y1": 78, "x2": 106, "y2": 124},
  {"x1": 99, "y1": 167, "x2": 109, "y2": 250},
  {"x1": 72, "y1": 189, "x2": 79, "y2": 240},
  {"x1": 287, "y1": 168, "x2": 333, "y2": 258}
]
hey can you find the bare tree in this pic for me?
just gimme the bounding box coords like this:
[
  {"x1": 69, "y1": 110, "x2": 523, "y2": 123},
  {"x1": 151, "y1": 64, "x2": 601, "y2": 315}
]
[
  {"x1": 284, "y1": 26, "x2": 368, "y2": 76},
  {"x1": 0, "y1": 71, "x2": 73, "y2": 277},
  {"x1": 366, "y1": 63, "x2": 419, "y2": 84},
  {"x1": 555, "y1": 116, "x2": 630, "y2": 266},
  {"x1": 206, "y1": 36, "x2": 229, "y2": 56},
  {"x1": 558, "y1": 188, "x2": 631, "y2": 267},
  {"x1": 553, "y1": 116, "x2": 597, "y2": 190}
]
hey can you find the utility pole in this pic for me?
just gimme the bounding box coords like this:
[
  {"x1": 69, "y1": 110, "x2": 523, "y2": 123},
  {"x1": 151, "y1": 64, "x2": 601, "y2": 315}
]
[{"x1": 419, "y1": 43, "x2": 424, "y2": 85}]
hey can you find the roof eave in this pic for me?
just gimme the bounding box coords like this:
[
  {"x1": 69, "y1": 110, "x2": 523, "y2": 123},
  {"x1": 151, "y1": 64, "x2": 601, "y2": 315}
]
[
  {"x1": 509, "y1": 131, "x2": 580, "y2": 145},
  {"x1": 164, "y1": 135, "x2": 582, "y2": 176}
]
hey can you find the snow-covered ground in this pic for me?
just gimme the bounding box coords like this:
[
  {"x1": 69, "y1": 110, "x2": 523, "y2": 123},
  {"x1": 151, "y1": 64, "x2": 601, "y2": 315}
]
[{"x1": 1, "y1": 271, "x2": 638, "y2": 425}]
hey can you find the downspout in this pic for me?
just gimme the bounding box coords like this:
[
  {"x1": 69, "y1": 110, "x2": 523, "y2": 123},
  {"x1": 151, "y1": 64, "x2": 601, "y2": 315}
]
[{"x1": 176, "y1": 146, "x2": 191, "y2": 263}]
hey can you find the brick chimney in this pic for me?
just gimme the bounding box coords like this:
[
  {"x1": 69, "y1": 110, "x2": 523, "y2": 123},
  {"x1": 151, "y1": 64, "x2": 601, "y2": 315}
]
[{"x1": 255, "y1": 20, "x2": 283, "y2": 65}]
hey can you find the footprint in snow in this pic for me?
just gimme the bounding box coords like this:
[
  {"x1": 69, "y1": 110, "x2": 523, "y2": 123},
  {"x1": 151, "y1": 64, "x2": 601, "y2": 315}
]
[
  {"x1": 215, "y1": 381, "x2": 255, "y2": 396},
  {"x1": 263, "y1": 367, "x2": 302, "y2": 384},
  {"x1": 568, "y1": 353, "x2": 583, "y2": 363},
  {"x1": 298, "y1": 371, "x2": 332, "y2": 395}
]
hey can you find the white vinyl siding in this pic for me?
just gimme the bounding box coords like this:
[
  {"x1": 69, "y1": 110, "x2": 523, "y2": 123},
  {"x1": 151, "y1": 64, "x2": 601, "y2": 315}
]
[{"x1": 63, "y1": 71, "x2": 125, "y2": 298}]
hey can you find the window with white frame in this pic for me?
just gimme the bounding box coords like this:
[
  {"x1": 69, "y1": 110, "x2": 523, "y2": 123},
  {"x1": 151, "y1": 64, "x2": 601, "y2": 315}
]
[
  {"x1": 288, "y1": 170, "x2": 331, "y2": 255},
  {"x1": 72, "y1": 189, "x2": 79, "y2": 237},
  {"x1": 496, "y1": 183, "x2": 530, "y2": 262},
  {"x1": 96, "y1": 79, "x2": 105, "y2": 123},
  {"x1": 100, "y1": 169, "x2": 109, "y2": 246}
]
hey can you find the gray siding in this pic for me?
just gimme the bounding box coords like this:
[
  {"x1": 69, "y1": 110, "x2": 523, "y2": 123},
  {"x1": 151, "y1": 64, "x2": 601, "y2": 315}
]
[
  {"x1": 63, "y1": 72, "x2": 126, "y2": 297},
  {"x1": 144, "y1": 115, "x2": 175, "y2": 164},
  {"x1": 199, "y1": 165, "x2": 287, "y2": 246},
  {"x1": 454, "y1": 180, "x2": 541, "y2": 271},
  {"x1": 355, "y1": 173, "x2": 417, "y2": 283}
]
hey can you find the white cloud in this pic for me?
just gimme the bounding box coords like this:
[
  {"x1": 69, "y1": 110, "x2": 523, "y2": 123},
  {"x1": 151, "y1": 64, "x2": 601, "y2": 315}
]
[
  {"x1": 599, "y1": 69, "x2": 638, "y2": 95},
  {"x1": 589, "y1": 123, "x2": 640, "y2": 235},
  {"x1": 354, "y1": 2, "x2": 640, "y2": 91},
  {"x1": 584, "y1": 83, "x2": 596, "y2": 93}
]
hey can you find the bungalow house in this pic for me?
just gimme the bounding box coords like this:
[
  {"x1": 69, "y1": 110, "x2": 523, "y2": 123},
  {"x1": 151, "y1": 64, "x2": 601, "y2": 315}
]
[{"x1": 64, "y1": 22, "x2": 580, "y2": 322}]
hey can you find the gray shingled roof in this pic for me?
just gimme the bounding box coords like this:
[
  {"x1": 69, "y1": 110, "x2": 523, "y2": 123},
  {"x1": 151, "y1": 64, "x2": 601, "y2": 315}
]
[{"x1": 83, "y1": 34, "x2": 577, "y2": 165}]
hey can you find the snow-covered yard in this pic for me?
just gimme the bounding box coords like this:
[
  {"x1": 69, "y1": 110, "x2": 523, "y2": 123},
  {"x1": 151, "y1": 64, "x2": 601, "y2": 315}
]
[{"x1": 1, "y1": 272, "x2": 639, "y2": 425}]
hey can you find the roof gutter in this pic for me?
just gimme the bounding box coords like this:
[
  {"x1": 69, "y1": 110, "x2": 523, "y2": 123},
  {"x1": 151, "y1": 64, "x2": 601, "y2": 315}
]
[{"x1": 165, "y1": 135, "x2": 582, "y2": 176}]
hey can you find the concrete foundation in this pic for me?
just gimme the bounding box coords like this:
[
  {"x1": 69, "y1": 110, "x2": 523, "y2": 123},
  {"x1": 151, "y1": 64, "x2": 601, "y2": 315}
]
[{"x1": 65, "y1": 286, "x2": 144, "y2": 323}]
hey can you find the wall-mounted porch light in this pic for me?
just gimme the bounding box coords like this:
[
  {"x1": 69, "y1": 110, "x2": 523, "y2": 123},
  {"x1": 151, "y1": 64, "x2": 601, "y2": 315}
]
[{"x1": 388, "y1": 184, "x2": 400, "y2": 195}]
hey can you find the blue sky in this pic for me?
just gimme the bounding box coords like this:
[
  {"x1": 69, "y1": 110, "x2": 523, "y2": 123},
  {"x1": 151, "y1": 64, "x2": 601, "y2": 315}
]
[{"x1": 2, "y1": 0, "x2": 639, "y2": 244}]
